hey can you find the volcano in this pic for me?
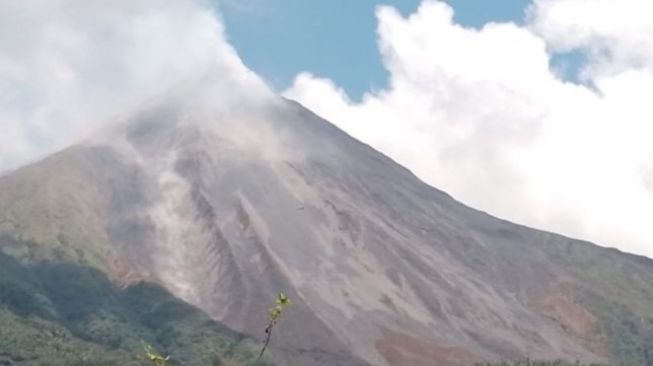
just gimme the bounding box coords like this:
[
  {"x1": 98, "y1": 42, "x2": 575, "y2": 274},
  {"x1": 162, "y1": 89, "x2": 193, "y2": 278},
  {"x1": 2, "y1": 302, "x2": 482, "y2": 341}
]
[{"x1": 2, "y1": 87, "x2": 653, "y2": 366}]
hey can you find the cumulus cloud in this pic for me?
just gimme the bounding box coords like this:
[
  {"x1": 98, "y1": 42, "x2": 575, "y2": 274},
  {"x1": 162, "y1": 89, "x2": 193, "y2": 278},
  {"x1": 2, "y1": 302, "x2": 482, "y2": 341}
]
[
  {"x1": 530, "y1": 0, "x2": 653, "y2": 79},
  {"x1": 0, "y1": 0, "x2": 267, "y2": 172},
  {"x1": 284, "y1": 0, "x2": 653, "y2": 255}
]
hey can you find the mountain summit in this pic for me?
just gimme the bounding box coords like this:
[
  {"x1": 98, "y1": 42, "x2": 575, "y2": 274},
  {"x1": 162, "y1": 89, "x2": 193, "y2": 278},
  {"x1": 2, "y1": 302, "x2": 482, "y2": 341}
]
[{"x1": 2, "y1": 91, "x2": 653, "y2": 366}]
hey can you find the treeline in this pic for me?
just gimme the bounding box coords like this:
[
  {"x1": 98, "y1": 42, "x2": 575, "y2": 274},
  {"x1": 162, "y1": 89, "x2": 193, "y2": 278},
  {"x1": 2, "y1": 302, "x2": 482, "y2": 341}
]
[{"x1": 473, "y1": 360, "x2": 624, "y2": 366}]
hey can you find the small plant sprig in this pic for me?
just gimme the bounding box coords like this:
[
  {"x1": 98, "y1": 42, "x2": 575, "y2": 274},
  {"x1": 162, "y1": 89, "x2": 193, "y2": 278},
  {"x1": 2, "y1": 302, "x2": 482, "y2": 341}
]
[
  {"x1": 142, "y1": 343, "x2": 171, "y2": 366},
  {"x1": 258, "y1": 292, "x2": 292, "y2": 360}
]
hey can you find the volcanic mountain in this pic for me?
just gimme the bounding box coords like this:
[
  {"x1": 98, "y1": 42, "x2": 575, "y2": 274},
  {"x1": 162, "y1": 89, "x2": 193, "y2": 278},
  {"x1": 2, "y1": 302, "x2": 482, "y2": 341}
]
[{"x1": 2, "y1": 85, "x2": 653, "y2": 366}]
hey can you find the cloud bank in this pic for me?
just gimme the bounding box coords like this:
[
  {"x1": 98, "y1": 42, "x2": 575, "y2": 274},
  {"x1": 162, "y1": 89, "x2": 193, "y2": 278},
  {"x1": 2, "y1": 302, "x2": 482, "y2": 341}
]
[
  {"x1": 284, "y1": 0, "x2": 653, "y2": 255},
  {"x1": 2, "y1": 0, "x2": 651, "y2": 257},
  {"x1": 0, "y1": 0, "x2": 267, "y2": 172}
]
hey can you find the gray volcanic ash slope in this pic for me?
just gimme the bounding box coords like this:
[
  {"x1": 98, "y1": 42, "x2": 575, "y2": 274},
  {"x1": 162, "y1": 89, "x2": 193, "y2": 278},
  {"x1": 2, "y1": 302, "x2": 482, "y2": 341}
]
[{"x1": 2, "y1": 91, "x2": 653, "y2": 366}]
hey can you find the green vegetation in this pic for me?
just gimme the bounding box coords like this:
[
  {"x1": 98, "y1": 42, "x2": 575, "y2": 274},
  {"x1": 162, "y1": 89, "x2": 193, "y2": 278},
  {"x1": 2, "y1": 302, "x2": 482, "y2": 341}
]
[
  {"x1": 472, "y1": 361, "x2": 617, "y2": 366},
  {"x1": 257, "y1": 293, "x2": 291, "y2": 360},
  {"x1": 580, "y1": 293, "x2": 653, "y2": 366},
  {"x1": 143, "y1": 343, "x2": 171, "y2": 365},
  {"x1": 538, "y1": 241, "x2": 653, "y2": 365},
  {"x1": 0, "y1": 251, "x2": 271, "y2": 366},
  {"x1": 0, "y1": 149, "x2": 119, "y2": 275}
]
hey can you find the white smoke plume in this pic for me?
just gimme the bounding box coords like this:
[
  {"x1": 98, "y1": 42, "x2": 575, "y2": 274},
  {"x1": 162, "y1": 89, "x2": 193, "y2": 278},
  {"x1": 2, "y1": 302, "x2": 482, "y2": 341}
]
[{"x1": 0, "y1": 0, "x2": 269, "y2": 172}]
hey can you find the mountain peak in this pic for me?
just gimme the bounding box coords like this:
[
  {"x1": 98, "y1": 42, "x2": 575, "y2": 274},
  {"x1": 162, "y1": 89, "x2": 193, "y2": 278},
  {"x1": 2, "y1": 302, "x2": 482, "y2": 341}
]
[{"x1": 3, "y1": 95, "x2": 653, "y2": 366}]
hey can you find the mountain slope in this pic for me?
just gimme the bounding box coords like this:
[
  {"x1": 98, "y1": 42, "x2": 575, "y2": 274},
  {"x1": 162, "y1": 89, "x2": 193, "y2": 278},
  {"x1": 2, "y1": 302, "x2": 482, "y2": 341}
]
[
  {"x1": 2, "y1": 94, "x2": 653, "y2": 366},
  {"x1": 0, "y1": 250, "x2": 268, "y2": 366}
]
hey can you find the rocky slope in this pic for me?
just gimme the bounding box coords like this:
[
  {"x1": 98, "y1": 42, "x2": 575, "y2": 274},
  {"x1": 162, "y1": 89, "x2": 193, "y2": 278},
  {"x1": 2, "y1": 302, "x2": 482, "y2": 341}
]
[{"x1": 2, "y1": 92, "x2": 653, "y2": 366}]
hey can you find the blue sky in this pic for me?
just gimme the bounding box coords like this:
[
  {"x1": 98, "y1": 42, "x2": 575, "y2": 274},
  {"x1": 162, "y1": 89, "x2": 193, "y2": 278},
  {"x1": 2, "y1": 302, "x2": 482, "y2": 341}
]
[{"x1": 217, "y1": 0, "x2": 533, "y2": 100}]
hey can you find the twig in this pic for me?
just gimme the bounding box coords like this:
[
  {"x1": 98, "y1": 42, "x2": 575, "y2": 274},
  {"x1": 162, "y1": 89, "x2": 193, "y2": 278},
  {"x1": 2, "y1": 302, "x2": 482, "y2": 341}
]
[{"x1": 258, "y1": 321, "x2": 275, "y2": 359}]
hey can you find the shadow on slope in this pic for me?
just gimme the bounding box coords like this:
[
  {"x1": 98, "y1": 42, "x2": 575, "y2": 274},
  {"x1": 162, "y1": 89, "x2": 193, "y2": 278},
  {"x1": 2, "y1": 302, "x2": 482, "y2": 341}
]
[{"x1": 0, "y1": 250, "x2": 269, "y2": 366}]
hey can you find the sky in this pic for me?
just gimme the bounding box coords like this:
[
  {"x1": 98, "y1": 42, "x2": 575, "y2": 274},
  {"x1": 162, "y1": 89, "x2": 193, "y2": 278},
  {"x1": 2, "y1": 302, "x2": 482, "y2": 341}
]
[
  {"x1": 218, "y1": 0, "x2": 535, "y2": 100},
  {"x1": 0, "y1": 0, "x2": 652, "y2": 258}
]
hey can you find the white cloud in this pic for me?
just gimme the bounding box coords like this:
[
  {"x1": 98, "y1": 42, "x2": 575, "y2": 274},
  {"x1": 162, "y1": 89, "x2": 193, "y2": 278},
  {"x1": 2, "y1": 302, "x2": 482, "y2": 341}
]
[
  {"x1": 530, "y1": 0, "x2": 653, "y2": 79},
  {"x1": 285, "y1": 0, "x2": 653, "y2": 255},
  {"x1": 0, "y1": 0, "x2": 267, "y2": 172}
]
